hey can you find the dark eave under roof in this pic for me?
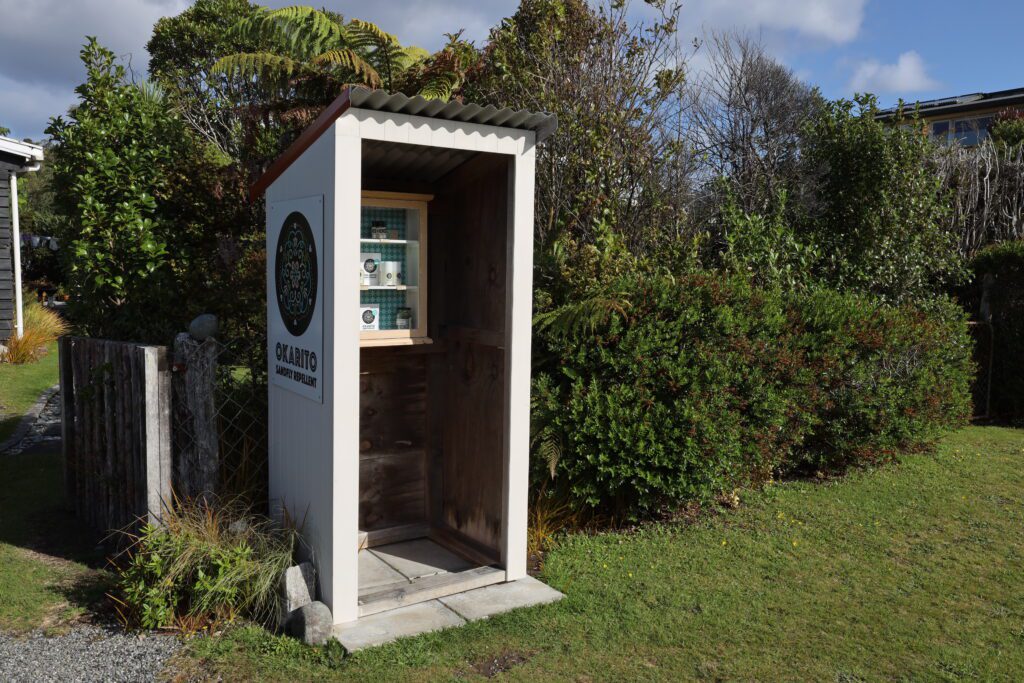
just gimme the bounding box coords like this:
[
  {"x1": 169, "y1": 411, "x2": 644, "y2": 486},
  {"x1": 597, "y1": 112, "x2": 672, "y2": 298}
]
[
  {"x1": 876, "y1": 86, "x2": 1024, "y2": 120},
  {"x1": 250, "y1": 87, "x2": 557, "y2": 200}
]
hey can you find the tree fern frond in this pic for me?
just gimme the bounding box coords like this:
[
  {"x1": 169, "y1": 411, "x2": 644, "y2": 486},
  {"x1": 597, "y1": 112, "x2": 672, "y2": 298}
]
[
  {"x1": 533, "y1": 296, "x2": 631, "y2": 336},
  {"x1": 537, "y1": 431, "x2": 562, "y2": 480},
  {"x1": 211, "y1": 52, "x2": 303, "y2": 81},
  {"x1": 416, "y1": 73, "x2": 460, "y2": 100},
  {"x1": 344, "y1": 18, "x2": 399, "y2": 50},
  {"x1": 309, "y1": 49, "x2": 380, "y2": 87}
]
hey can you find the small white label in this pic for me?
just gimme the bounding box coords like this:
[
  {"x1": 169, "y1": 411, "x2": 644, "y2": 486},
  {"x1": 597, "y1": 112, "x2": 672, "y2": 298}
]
[
  {"x1": 360, "y1": 305, "x2": 380, "y2": 330},
  {"x1": 360, "y1": 252, "x2": 381, "y2": 286}
]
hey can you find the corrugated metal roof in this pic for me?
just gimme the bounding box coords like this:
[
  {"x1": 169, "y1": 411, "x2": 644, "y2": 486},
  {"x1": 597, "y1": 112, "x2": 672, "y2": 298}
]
[
  {"x1": 348, "y1": 87, "x2": 558, "y2": 143},
  {"x1": 252, "y1": 87, "x2": 556, "y2": 199}
]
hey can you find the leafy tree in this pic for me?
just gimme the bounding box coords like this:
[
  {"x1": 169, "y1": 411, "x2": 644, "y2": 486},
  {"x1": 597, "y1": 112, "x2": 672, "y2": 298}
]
[
  {"x1": 465, "y1": 0, "x2": 689, "y2": 255},
  {"x1": 212, "y1": 6, "x2": 473, "y2": 103},
  {"x1": 0, "y1": 124, "x2": 10, "y2": 136},
  {"x1": 990, "y1": 109, "x2": 1024, "y2": 148},
  {"x1": 718, "y1": 191, "x2": 819, "y2": 291},
  {"x1": 797, "y1": 95, "x2": 964, "y2": 302},
  {"x1": 46, "y1": 39, "x2": 223, "y2": 341},
  {"x1": 147, "y1": 0, "x2": 266, "y2": 162}
]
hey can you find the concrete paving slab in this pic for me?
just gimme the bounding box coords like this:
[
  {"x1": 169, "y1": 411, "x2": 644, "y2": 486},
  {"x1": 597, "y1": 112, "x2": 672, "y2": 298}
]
[
  {"x1": 358, "y1": 549, "x2": 408, "y2": 592},
  {"x1": 333, "y1": 600, "x2": 465, "y2": 651},
  {"x1": 439, "y1": 576, "x2": 564, "y2": 621},
  {"x1": 370, "y1": 539, "x2": 471, "y2": 580}
]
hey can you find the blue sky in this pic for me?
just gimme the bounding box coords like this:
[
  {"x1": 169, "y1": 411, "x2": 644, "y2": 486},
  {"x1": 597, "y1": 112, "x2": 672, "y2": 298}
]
[{"x1": 1, "y1": 0, "x2": 1022, "y2": 140}]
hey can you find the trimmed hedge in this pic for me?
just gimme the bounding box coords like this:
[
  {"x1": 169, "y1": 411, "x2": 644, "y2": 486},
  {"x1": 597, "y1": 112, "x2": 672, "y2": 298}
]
[{"x1": 533, "y1": 272, "x2": 973, "y2": 519}]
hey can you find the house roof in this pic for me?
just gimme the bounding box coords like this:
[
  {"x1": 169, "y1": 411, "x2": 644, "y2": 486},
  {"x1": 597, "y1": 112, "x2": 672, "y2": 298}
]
[
  {"x1": 0, "y1": 136, "x2": 44, "y2": 172},
  {"x1": 250, "y1": 86, "x2": 557, "y2": 200},
  {"x1": 876, "y1": 86, "x2": 1024, "y2": 120}
]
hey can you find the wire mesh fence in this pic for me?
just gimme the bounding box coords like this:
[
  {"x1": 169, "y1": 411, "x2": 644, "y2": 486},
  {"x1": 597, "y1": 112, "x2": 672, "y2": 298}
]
[{"x1": 171, "y1": 333, "x2": 269, "y2": 510}]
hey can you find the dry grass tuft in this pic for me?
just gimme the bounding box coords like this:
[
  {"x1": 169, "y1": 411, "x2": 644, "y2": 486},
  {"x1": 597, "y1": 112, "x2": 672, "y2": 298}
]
[
  {"x1": 2, "y1": 297, "x2": 69, "y2": 364},
  {"x1": 528, "y1": 487, "x2": 584, "y2": 569}
]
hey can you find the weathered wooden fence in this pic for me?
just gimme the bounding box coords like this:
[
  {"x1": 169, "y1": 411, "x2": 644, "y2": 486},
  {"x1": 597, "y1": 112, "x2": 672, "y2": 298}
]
[{"x1": 59, "y1": 336, "x2": 172, "y2": 533}]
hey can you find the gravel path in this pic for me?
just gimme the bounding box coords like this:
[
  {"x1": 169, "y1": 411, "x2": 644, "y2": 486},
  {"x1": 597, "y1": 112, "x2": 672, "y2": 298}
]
[
  {"x1": 2, "y1": 389, "x2": 182, "y2": 682},
  {"x1": 0, "y1": 625, "x2": 180, "y2": 683},
  {"x1": 1, "y1": 387, "x2": 62, "y2": 456}
]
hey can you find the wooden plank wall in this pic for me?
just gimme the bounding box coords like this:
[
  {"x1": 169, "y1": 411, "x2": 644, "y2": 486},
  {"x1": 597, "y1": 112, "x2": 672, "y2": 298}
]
[
  {"x1": 358, "y1": 348, "x2": 429, "y2": 532},
  {"x1": 59, "y1": 336, "x2": 173, "y2": 534},
  {"x1": 0, "y1": 173, "x2": 13, "y2": 342},
  {"x1": 428, "y1": 154, "x2": 511, "y2": 558}
]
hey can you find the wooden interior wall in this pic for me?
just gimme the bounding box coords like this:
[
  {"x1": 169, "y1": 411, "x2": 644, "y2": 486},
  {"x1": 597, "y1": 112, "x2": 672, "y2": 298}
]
[
  {"x1": 358, "y1": 348, "x2": 428, "y2": 531},
  {"x1": 427, "y1": 154, "x2": 511, "y2": 557}
]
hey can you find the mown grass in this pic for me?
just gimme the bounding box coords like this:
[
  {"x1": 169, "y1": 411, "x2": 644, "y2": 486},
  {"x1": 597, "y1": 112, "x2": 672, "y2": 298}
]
[
  {"x1": 174, "y1": 427, "x2": 1024, "y2": 681},
  {"x1": 0, "y1": 341, "x2": 59, "y2": 443},
  {"x1": 0, "y1": 449, "x2": 111, "y2": 633}
]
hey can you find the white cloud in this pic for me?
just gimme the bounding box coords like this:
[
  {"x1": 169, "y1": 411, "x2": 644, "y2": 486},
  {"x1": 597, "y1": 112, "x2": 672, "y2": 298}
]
[
  {"x1": 0, "y1": 0, "x2": 501, "y2": 139},
  {"x1": 847, "y1": 51, "x2": 939, "y2": 94},
  {"x1": 687, "y1": 0, "x2": 867, "y2": 44},
  {"x1": 0, "y1": 0, "x2": 872, "y2": 139},
  {"x1": 0, "y1": 0, "x2": 190, "y2": 138}
]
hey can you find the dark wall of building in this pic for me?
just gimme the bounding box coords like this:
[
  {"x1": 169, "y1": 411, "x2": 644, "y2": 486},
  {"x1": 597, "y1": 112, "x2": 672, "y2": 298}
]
[{"x1": 0, "y1": 173, "x2": 13, "y2": 342}]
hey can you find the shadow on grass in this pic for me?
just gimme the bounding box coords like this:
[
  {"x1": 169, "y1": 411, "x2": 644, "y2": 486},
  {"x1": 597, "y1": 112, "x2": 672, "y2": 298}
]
[{"x1": 0, "y1": 445, "x2": 118, "y2": 626}]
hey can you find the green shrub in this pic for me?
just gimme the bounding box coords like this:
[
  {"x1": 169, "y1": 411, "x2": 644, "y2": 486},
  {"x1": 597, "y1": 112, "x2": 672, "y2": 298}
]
[
  {"x1": 533, "y1": 269, "x2": 972, "y2": 520},
  {"x1": 965, "y1": 241, "x2": 1024, "y2": 419},
  {"x1": 789, "y1": 288, "x2": 973, "y2": 469},
  {"x1": 797, "y1": 94, "x2": 964, "y2": 302},
  {"x1": 114, "y1": 499, "x2": 296, "y2": 631}
]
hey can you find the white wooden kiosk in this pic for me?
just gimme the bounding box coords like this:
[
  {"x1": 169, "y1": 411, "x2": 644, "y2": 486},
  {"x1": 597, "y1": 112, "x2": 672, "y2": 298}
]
[{"x1": 253, "y1": 87, "x2": 559, "y2": 636}]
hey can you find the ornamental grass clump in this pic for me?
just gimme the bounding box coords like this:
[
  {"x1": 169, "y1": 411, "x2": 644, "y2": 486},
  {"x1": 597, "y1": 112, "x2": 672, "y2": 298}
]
[
  {"x1": 112, "y1": 497, "x2": 297, "y2": 632},
  {"x1": 2, "y1": 297, "x2": 69, "y2": 364}
]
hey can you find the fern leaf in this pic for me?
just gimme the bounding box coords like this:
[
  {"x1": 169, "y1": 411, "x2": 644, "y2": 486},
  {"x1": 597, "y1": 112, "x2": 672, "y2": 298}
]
[
  {"x1": 309, "y1": 49, "x2": 381, "y2": 87},
  {"x1": 534, "y1": 296, "x2": 631, "y2": 337},
  {"x1": 211, "y1": 52, "x2": 302, "y2": 80},
  {"x1": 344, "y1": 18, "x2": 399, "y2": 49}
]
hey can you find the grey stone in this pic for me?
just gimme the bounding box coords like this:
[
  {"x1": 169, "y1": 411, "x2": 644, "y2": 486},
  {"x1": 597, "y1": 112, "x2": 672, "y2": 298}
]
[
  {"x1": 439, "y1": 576, "x2": 564, "y2": 621},
  {"x1": 332, "y1": 600, "x2": 465, "y2": 651},
  {"x1": 278, "y1": 562, "x2": 315, "y2": 627},
  {"x1": 227, "y1": 519, "x2": 249, "y2": 535},
  {"x1": 188, "y1": 313, "x2": 218, "y2": 340},
  {"x1": 288, "y1": 601, "x2": 334, "y2": 646}
]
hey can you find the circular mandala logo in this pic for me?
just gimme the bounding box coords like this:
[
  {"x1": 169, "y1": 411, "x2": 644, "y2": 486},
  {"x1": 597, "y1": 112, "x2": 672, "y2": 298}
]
[{"x1": 275, "y1": 211, "x2": 318, "y2": 336}]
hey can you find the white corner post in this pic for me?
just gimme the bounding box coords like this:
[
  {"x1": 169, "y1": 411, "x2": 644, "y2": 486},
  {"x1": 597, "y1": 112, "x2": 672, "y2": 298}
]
[
  {"x1": 502, "y1": 139, "x2": 537, "y2": 582},
  {"x1": 9, "y1": 171, "x2": 23, "y2": 338}
]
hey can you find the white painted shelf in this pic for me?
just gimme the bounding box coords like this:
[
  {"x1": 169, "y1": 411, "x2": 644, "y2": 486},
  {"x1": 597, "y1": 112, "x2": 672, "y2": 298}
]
[
  {"x1": 359, "y1": 285, "x2": 418, "y2": 291},
  {"x1": 360, "y1": 238, "x2": 419, "y2": 245}
]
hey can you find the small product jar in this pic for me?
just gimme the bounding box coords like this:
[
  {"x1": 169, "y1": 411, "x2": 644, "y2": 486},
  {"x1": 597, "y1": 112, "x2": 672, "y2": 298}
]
[
  {"x1": 380, "y1": 261, "x2": 403, "y2": 287},
  {"x1": 396, "y1": 307, "x2": 413, "y2": 330},
  {"x1": 370, "y1": 221, "x2": 388, "y2": 240}
]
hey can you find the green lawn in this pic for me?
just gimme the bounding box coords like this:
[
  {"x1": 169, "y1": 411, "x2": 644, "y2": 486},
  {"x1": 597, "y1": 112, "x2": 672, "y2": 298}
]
[
  {"x1": 0, "y1": 448, "x2": 111, "y2": 633},
  {"x1": 175, "y1": 427, "x2": 1024, "y2": 681},
  {"x1": 0, "y1": 342, "x2": 59, "y2": 443}
]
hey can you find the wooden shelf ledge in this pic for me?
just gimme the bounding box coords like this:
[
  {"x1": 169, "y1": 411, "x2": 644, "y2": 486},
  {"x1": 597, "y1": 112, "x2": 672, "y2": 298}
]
[{"x1": 359, "y1": 336, "x2": 433, "y2": 348}]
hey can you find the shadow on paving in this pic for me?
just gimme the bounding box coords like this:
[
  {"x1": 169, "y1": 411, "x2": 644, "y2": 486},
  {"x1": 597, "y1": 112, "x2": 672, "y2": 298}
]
[{"x1": 0, "y1": 443, "x2": 117, "y2": 624}]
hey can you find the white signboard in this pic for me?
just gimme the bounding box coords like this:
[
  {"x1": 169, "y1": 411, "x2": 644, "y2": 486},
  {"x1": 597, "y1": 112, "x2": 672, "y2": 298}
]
[{"x1": 268, "y1": 196, "x2": 324, "y2": 403}]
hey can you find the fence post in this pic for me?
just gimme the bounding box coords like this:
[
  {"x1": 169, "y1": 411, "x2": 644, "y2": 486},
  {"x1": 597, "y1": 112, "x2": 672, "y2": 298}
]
[
  {"x1": 143, "y1": 345, "x2": 173, "y2": 524},
  {"x1": 58, "y1": 336, "x2": 76, "y2": 502},
  {"x1": 173, "y1": 333, "x2": 220, "y2": 503}
]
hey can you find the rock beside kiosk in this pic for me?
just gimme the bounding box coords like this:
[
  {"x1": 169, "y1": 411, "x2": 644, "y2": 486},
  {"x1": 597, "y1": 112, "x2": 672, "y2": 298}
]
[
  {"x1": 287, "y1": 601, "x2": 334, "y2": 646},
  {"x1": 278, "y1": 562, "x2": 316, "y2": 627}
]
